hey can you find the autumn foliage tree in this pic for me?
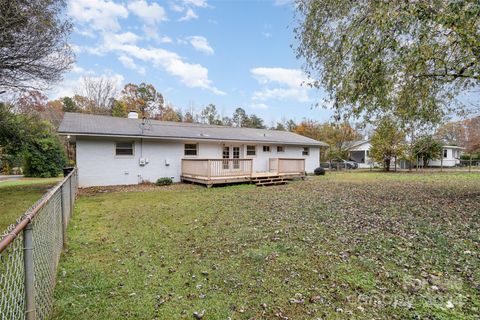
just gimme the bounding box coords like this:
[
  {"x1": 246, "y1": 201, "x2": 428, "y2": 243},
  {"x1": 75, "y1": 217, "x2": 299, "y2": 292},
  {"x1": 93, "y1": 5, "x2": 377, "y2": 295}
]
[
  {"x1": 295, "y1": 0, "x2": 480, "y2": 128},
  {"x1": 121, "y1": 83, "x2": 164, "y2": 118},
  {"x1": 294, "y1": 120, "x2": 359, "y2": 159},
  {"x1": 370, "y1": 118, "x2": 406, "y2": 171},
  {"x1": 413, "y1": 136, "x2": 443, "y2": 167}
]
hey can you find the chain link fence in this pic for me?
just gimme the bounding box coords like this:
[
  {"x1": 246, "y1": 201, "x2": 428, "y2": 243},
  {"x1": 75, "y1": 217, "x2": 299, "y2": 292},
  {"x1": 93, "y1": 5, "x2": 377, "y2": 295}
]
[{"x1": 0, "y1": 168, "x2": 78, "y2": 320}]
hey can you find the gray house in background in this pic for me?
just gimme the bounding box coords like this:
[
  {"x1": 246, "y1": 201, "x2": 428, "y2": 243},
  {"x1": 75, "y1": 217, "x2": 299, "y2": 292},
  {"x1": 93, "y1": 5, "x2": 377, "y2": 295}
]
[{"x1": 58, "y1": 112, "x2": 328, "y2": 187}]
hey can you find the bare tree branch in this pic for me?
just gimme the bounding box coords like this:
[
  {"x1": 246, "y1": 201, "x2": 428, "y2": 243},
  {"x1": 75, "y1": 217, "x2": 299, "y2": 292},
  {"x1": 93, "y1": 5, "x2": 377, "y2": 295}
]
[{"x1": 0, "y1": 0, "x2": 74, "y2": 93}]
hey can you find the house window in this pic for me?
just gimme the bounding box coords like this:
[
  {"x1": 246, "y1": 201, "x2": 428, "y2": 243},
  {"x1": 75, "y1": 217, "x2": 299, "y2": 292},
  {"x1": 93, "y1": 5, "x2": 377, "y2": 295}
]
[
  {"x1": 263, "y1": 145, "x2": 270, "y2": 152},
  {"x1": 184, "y1": 143, "x2": 198, "y2": 156},
  {"x1": 302, "y1": 147, "x2": 310, "y2": 156},
  {"x1": 277, "y1": 146, "x2": 285, "y2": 153},
  {"x1": 246, "y1": 145, "x2": 256, "y2": 156},
  {"x1": 443, "y1": 149, "x2": 448, "y2": 158},
  {"x1": 115, "y1": 142, "x2": 133, "y2": 156},
  {"x1": 222, "y1": 146, "x2": 230, "y2": 169}
]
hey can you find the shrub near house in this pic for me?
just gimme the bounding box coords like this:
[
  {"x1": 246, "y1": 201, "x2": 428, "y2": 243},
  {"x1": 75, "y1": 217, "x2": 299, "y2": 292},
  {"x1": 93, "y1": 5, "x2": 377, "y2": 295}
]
[{"x1": 23, "y1": 133, "x2": 66, "y2": 178}]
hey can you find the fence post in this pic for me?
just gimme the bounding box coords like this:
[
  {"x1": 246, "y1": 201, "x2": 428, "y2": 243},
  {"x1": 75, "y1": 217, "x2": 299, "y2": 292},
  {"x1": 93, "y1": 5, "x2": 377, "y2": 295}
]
[
  {"x1": 69, "y1": 175, "x2": 73, "y2": 216},
  {"x1": 60, "y1": 185, "x2": 66, "y2": 246},
  {"x1": 23, "y1": 221, "x2": 35, "y2": 320}
]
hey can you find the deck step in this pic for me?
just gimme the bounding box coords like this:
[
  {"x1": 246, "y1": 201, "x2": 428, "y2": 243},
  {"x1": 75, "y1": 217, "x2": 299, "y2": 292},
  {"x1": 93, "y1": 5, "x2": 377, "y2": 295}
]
[
  {"x1": 255, "y1": 180, "x2": 287, "y2": 187},
  {"x1": 253, "y1": 177, "x2": 288, "y2": 186}
]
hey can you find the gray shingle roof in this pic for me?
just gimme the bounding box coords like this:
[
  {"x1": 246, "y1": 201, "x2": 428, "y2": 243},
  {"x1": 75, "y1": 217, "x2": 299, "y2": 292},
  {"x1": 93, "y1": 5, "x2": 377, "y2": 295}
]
[{"x1": 58, "y1": 113, "x2": 328, "y2": 146}]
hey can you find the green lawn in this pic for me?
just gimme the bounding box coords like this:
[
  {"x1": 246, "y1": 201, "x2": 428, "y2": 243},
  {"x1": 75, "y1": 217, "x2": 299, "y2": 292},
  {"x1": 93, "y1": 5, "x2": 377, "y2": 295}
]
[
  {"x1": 0, "y1": 177, "x2": 61, "y2": 232},
  {"x1": 53, "y1": 172, "x2": 480, "y2": 319}
]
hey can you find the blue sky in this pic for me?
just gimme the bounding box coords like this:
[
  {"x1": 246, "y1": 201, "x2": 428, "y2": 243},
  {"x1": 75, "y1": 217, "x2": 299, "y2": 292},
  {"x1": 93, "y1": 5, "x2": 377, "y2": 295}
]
[{"x1": 50, "y1": 0, "x2": 334, "y2": 125}]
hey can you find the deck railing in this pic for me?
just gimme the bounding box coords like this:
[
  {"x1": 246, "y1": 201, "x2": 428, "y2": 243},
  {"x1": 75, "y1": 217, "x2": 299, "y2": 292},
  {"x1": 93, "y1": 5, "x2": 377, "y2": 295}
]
[
  {"x1": 182, "y1": 158, "x2": 306, "y2": 179},
  {"x1": 269, "y1": 158, "x2": 306, "y2": 175},
  {"x1": 182, "y1": 159, "x2": 253, "y2": 179}
]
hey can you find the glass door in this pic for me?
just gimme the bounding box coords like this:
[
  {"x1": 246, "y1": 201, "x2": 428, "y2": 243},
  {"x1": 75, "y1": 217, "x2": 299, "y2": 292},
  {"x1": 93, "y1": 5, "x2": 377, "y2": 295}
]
[
  {"x1": 233, "y1": 146, "x2": 240, "y2": 169},
  {"x1": 222, "y1": 146, "x2": 230, "y2": 169}
]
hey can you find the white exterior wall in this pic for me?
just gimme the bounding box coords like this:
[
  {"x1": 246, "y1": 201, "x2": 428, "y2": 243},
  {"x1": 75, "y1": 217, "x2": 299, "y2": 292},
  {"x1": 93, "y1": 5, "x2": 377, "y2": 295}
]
[
  {"x1": 76, "y1": 137, "x2": 320, "y2": 187},
  {"x1": 244, "y1": 144, "x2": 320, "y2": 173},
  {"x1": 429, "y1": 147, "x2": 462, "y2": 167}
]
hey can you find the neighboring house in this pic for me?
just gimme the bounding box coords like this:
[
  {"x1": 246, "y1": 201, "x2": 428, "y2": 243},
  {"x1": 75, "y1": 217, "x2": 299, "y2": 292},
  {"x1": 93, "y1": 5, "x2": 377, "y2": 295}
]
[
  {"x1": 344, "y1": 140, "x2": 374, "y2": 168},
  {"x1": 58, "y1": 112, "x2": 328, "y2": 187},
  {"x1": 428, "y1": 145, "x2": 464, "y2": 167},
  {"x1": 344, "y1": 140, "x2": 464, "y2": 168}
]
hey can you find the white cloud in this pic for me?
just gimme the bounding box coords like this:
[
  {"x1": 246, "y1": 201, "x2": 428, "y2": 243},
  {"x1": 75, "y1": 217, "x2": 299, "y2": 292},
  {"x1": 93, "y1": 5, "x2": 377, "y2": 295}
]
[
  {"x1": 92, "y1": 33, "x2": 223, "y2": 94},
  {"x1": 250, "y1": 67, "x2": 310, "y2": 102},
  {"x1": 183, "y1": 0, "x2": 208, "y2": 7},
  {"x1": 71, "y1": 64, "x2": 85, "y2": 73},
  {"x1": 68, "y1": 0, "x2": 128, "y2": 32},
  {"x1": 85, "y1": 31, "x2": 140, "y2": 55},
  {"x1": 128, "y1": 0, "x2": 167, "y2": 25},
  {"x1": 171, "y1": 3, "x2": 184, "y2": 12},
  {"x1": 179, "y1": 8, "x2": 198, "y2": 21},
  {"x1": 173, "y1": 0, "x2": 208, "y2": 22},
  {"x1": 159, "y1": 36, "x2": 173, "y2": 43},
  {"x1": 187, "y1": 36, "x2": 214, "y2": 55},
  {"x1": 252, "y1": 87, "x2": 309, "y2": 102},
  {"x1": 118, "y1": 55, "x2": 146, "y2": 75},
  {"x1": 143, "y1": 25, "x2": 172, "y2": 43},
  {"x1": 251, "y1": 67, "x2": 307, "y2": 87}
]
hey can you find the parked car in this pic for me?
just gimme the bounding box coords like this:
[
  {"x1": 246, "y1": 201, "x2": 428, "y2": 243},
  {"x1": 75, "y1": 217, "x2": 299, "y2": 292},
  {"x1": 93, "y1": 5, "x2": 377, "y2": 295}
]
[
  {"x1": 329, "y1": 158, "x2": 358, "y2": 170},
  {"x1": 314, "y1": 167, "x2": 326, "y2": 175}
]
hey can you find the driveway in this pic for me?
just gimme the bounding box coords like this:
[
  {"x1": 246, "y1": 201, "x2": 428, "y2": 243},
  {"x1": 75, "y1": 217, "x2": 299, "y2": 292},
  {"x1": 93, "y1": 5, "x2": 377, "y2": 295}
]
[{"x1": 0, "y1": 175, "x2": 23, "y2": 182}]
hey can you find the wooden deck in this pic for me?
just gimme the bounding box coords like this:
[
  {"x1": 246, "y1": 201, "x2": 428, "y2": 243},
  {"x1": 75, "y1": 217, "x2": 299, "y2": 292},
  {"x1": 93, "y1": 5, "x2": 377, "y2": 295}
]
[{"x1": 181, "y1": 158, "x2": 306, "y2": 187}]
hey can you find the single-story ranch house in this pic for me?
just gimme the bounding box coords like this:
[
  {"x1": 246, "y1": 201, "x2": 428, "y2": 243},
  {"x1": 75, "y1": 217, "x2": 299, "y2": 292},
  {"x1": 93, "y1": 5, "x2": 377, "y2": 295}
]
[
  {"x1": 58, "y1": 112, "x2": 328, "y2": 187},
  {"x1": 345, "y1": 140, "x2": 464, "y2": 169}
]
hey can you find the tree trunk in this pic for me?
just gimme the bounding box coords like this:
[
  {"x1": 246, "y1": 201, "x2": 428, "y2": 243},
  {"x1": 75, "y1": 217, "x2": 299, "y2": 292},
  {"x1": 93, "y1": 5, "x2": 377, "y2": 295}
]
[{"x1": 384, "y1": 158, "x2": 391, "y2": 171}]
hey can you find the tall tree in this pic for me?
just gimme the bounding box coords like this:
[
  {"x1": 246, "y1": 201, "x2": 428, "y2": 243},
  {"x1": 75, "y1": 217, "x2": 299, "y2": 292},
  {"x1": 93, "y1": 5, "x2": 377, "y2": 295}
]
[
  {"x1": 285, "y1": 119, "x2": 297, "y2": 132},
  {"x1": 464, "y1": 116, "x2": 480, "y2": 153},
  {"x1": 0, "y1": 0, "x2": 74, "y2": 92},
  {"x1": 183, "y1": 111, "x2": 194, "y2": 123},
  {"x1": 244, "y1": 114, "x2": 265, "y2": 129},
  {"x1": 111, "y1": 99, "x2": 127, "y2": 118},
  {"x1": 232, "y1": 107, "x2": 247, "y2": 127},
  {"x1": 434, "y1": 121, "x2": 467, "y2": 146},
  {"x1": 0, "y1": 104, "x2": 66, "y2": 175},
  {"x1": 200, "y1": 104, "x2": 222, "y2": 125},
  {"x1": 62, "y1": 96, "x2": 77, "y2": 112},
  {"x1": 294, "y1": 1, "x2": 480, "y2": 123},
  {"x1": 121, "y1": 83, "x2": 164, "y2": 118},
  {"x1": 15, "y1": 90, "x2": 64, "y2": 127},
  {"x1": 294, "y1": 120, "x2": 359, "y2": 159},
  {"x1": 370, "y1": 117, "x2": 406, "y2": 171},
  {"x1": 75, "y1": 77, "x2": 118, "y2": 114},
  {"x1": 159, "y1": 105, "x2": 181, "y2": 122},
  {"x1": 413, "y1": 136, "x2": 443, "y2": 167},
  {"x1": 16, "y1": 90, "x2": 48, "y2": 115}
]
